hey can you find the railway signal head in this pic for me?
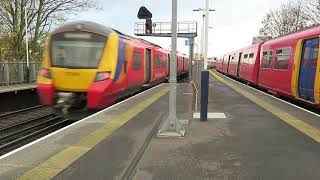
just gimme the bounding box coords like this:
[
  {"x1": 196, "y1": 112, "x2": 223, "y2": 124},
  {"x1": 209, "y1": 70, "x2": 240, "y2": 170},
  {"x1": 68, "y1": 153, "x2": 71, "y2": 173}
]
[
  {"x1": 145, "y1": 18, "x2": 152, "y2": 34},
  {"x1": 137, "y1": 6, "x2": 152, "y2": 19}
]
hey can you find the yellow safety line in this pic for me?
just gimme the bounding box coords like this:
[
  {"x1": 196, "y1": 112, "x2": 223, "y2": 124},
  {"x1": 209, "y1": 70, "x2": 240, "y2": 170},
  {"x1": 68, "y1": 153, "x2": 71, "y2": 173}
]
[
  {"x1": 18, "y1": 87, "x2": 170, "y2": 180},
  {"x1": 209, "y1": 70, "x2": 320, "y2": 144}
]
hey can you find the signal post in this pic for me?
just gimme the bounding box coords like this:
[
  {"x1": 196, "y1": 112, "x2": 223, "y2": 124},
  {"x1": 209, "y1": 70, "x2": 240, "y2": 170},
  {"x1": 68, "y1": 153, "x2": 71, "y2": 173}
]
[{"x1": 135, "y1": 3, "x2": 197, "y2": 137}]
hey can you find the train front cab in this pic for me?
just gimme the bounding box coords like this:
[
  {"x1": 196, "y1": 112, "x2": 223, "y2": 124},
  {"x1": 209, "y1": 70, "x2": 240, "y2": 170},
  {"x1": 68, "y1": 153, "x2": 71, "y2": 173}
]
[
  {"x1": 37, "y1": 30, "x2": 130, "y2": 109},
  {"x1": 292, "y1": 37, "x2": 320, "y2": 106}
]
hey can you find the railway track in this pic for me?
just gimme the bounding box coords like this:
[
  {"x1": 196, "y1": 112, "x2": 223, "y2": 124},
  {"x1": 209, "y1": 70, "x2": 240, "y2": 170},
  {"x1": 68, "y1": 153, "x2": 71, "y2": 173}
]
[
  {"x1": 0, "y1": 105, "x2": 44, "y2": 118},
  {"x1": 0, "y1": 106, "x2": 72, "y2": 155}
]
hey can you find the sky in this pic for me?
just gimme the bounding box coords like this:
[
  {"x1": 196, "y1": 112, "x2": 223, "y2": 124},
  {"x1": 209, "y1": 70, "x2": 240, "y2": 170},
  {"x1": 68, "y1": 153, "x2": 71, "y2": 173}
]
[{"x1": 69, "y1": 0, "x2": 291, "y2": 57}]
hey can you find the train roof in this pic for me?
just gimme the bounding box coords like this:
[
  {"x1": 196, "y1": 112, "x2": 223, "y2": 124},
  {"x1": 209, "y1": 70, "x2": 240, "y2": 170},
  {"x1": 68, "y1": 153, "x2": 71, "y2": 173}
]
[
  {"x1": 52, "y1": 21, "x2": 114, "y2": 36},
  {"x1": 222, "y1": 42, "x2": 263, "y2": 57},
  {"x1": 263, "y1": 24, "x2": 320, "y2": 45},
  {"x1": 51, "y1": 21, "x2": 164, "y2": 48}
]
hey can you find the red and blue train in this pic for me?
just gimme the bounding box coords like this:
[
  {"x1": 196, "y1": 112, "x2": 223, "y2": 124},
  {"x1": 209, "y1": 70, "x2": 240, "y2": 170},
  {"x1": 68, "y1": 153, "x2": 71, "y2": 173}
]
[
  {"x1": 36, "y1": 21, "x2": 189, "y2": 110},
  {"x1": 214, "y1": 25, "x2": 320, "y2": 108}
]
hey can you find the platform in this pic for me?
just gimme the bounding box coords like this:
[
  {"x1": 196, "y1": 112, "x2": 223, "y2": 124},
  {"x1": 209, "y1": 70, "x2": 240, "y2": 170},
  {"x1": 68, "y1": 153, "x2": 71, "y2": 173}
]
[
  {"x1": 0, "y1": 70, "x2": 320, "y2": 179},
  {"x1": 0, "y1": 83, "x2": 193, "y2": 179},
  {"x1": 0, "y1": 84, "x2": 36, "y2": 94},
  {"x1": 133, "y1": 71, "x2": 320, "y2": 180}
]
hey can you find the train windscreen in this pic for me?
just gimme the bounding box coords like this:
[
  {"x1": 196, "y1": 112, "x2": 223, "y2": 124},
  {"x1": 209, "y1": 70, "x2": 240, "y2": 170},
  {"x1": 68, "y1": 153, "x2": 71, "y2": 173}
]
[{"x1": 51, "y1": 32, "x2": 106, "y2": 68}]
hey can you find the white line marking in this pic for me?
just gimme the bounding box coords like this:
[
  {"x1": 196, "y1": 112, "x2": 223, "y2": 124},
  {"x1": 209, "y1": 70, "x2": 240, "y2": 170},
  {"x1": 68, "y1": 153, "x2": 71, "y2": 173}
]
[
  {"x1": 214, "y1": 71, "x2": 320, "y2": 118},
  {"x1": 193, "y1": 112, "x2": 226, "y2": 119},
  {"x1": 0, "y1": 85, "x2": 36, "y2": 93},
  {"x1": 0, "y1": 84, "x2": 165, "y2": 160}
]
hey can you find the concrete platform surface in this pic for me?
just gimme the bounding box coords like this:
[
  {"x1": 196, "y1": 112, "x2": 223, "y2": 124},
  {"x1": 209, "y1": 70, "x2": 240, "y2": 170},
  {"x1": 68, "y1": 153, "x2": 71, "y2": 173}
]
[
  {"x1": 132, "y1": 71, "x2": 320, "y2": 180},
  {"x1": 1, "y1": 69, "x2": 320, "y2": 180},
  {"x1": 0, "y1": 84, "x2": 36, "y2": 94},
  {"x1": 53, "y1": 83, "x2": 193, "y2": 180},
  {"x1": 0, "y1": 83, "x2": 182, "y2": 179}
]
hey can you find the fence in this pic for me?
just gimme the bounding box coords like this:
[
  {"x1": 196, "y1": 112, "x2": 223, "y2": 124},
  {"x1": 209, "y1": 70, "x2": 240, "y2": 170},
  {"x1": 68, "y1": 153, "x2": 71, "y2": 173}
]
[
  {"x1": 134, "y1": 21, "x2": 197, "y2": 38},
  {"x1": 0, "y1": 61, "x2": 41, "y2": 85}
]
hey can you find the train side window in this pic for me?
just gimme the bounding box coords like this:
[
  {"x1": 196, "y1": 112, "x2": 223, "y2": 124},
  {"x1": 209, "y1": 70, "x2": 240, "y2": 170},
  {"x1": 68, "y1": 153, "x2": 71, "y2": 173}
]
[
  {"x1": 155, "y1": 55, "x2": 161, "y2": 69},
  {"x1": 312, "y1": 44, "x2": 319, "y2": 67},
  {"x1": 248, "y1": 53, "x2": 254, "y2": 63},
  {"x1": 261, "y1": 51, "x2": 272, "y2": 68},
  {"x1": 133, "y1": 52, "x2": 141, "y2": 70},
  {"x1": 275, "y1": 48, "x2": 290, "y2": 70},
  {"x1": 243, "y1": 54, "x2": 248, "y2": 63},
  {"x1": 161, "y1": 55, "x2": 167, "y2": 68}
]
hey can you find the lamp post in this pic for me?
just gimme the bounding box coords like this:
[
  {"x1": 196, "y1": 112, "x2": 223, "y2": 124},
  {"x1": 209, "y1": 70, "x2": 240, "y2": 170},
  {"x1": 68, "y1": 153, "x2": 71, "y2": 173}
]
[
  {"x1": 24, "y1": 6, "x2": 36, "y2": 83},
  {"x1": 198, "y1": 0, "x2": 213, "y2": 121},
  {"x1": 194, "y1": 43, "x2": 199, "y2": 59},
  {"x1": 193, "y1": 8, "x2": 214, "y2": 60},
  {"x1": 203, "y1": 0, "x2": 210, "y2": 70},
  {"x1": 24, "y1": 6, "x2": 30, "y2": 83}
]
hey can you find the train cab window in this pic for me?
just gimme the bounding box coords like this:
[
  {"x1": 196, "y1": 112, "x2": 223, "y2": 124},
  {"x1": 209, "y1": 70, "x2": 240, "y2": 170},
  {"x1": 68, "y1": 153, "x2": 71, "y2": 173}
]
[
  {"x1": 275, "y1": 48, "x2": 291, "y2": 70},
  {"x1": 133, "y1": 52, "x2": 142, "y2": 70},
  {"x1": 51, "y1": 32, "x2": 106, "y2": 68},
  {"x1": 261, "y1": 51, "x2": 272, "y2": 68}
]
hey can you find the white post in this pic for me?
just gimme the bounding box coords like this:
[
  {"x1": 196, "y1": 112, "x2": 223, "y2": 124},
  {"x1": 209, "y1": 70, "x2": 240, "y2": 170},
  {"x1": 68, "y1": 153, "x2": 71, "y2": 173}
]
[
  {"x1": 157, "y1": 0, "x2": 186, "y2": 137},
  {"x1": 24, "y1": 6, "x2": 30, "y2": 82},
  {"x1": 169, "y1": 0, "x2": 177, "y2": 84},
  {"x1": 200, "y1": 13, "x2": 205, "y2": 59},
  {"x1": 203, "y1": 0, "x2": 209, "y2": 70}
]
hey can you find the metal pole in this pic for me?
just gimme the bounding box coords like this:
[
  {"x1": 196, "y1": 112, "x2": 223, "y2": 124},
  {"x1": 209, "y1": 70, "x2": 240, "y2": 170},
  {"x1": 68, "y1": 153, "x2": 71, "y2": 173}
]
[
  {"x1": 201, "y1": 13, "x2": 205, "y2": 58},
  {"x1": 188, "y1": 37, "x2": 194, "y2": 82},
  {"x1": 168, "y1": 0, "x2": 177, "y2": 128},
  {"x1": 157, "y1": 0, "x2": 185, "y2": 137},
  {"x1": 200, "y1": 0, "x2": 210, "y2": 121},
  {"x1": 204, "y1": 0, "x2": 209, "y2": 70},
  {"x1": 169, "y1": 0, "x2": 177, "y2": 84},
  {"x1": 24, "y1": 6, "x2": 30, "y2": 83}
]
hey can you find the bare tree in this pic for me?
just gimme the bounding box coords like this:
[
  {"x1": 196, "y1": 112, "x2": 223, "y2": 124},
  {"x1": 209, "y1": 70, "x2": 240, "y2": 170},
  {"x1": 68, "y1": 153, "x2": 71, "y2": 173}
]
[
  {"x1": 300, "y1": 0, "x2": 320, "y2": 24},
  {"x1": 0, "y1": 0, "x2": 98, "y2": 61},
  {"x1": 259, "y1": 0, "x2": 308, "y2": 38}
]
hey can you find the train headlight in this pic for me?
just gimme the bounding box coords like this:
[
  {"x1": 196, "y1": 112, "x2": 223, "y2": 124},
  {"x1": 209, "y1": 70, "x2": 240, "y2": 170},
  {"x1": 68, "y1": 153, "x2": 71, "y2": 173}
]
[
  {"x1": 39, "y1": 69, "x2": 51, "y2": 79},
  {"x1": 95, "y1": 71, "x2": 111, "y2": 81}
]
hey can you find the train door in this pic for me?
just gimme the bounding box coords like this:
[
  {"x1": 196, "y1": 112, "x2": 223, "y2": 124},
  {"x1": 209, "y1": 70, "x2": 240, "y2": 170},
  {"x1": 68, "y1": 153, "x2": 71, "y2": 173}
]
[
  {"x1": 237, "y1": 52, "x2": 243, "y2": 77},
  {"x1": 298, "y1": 37, "x2": 319, "y2": 102},
  {"x1": 227, "y1": 55, "x2": 231, "y2": 73},
  {"x1": 145, "y1": 48, "x2": 152, "y2": 83},
  {"x1": 221, "y1": 55, "x2": 225, "y2": 71},
  {"x1": 182, "y1": 57, "x2": 185, "y2": 72},
  {"x1": 168, "y1": 54, "x2": 170, "y2": 76},
  {"x1": 176, "y1": 56, "x2": 179, "y2": 74}
]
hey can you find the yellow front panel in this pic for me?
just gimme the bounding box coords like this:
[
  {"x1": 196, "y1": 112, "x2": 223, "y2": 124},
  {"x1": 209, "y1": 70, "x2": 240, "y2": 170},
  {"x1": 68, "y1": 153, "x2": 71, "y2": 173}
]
[
  {"x1": 37, "y1": 76, "x2": 53, "y2": 85},
  {"x1": 42, "y1": 36, "x2": 52, "y2": 68},
  {"x1": 314, "y1": 41, "x2": 320, "y2": 103},
  {"x1": 51, "y1": 68, "x2": 97, "y2": 92},
  {"x1": 291, "y1": 39, "x2": 303, "y2": 99},
  {"x1": 37, "y1": 36, "x2": 52, "y2": 84},
  {"x1": 98, "y1": 32, "x2": 119, "y2": 79}
]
